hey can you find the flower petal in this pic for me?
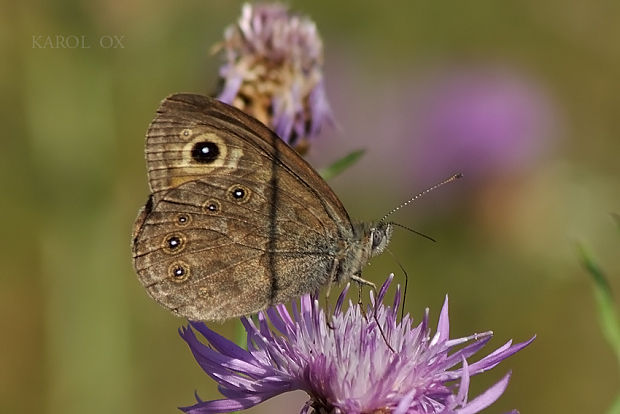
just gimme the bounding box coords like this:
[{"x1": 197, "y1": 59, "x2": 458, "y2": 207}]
[
  {"x1": 431, "y1": 295, "x2": 450, "y2": 346},
  {"x1": 467, "y1": 336, "x2": 535, "y2": 375},
  {"x1": 180, "y1": 326, "x2": 271, "y2": 377},
  {"x1": 180, "y1": 395, "x2": 266, "y2": 413},
  {"x1": 335, "y1": 283, "x2": 350, "y2": 315},
  {"x1": 377, "y1": 273, "x2": 394, "y2": 306},
  {"x1": 393, "y1": 388, "x2": 417, "y2": 414},
  {"x1": 189, "y1": 322, "x2": 257, "y2": 364},
  {"x1": 456, "y1": 371, "x2": 512, "y2": 414},
  {"x1": 456, "y1": 356, "x2": 471, "y2": 406}
]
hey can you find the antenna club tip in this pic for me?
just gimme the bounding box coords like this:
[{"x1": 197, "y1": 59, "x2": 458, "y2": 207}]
[{"x1": 454, "y1": 172, "x2": 463, "y2": 179}]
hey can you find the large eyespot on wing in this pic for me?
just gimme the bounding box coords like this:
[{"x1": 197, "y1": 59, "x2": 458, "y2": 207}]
[
  {"x1": 144, "y1": 93, "x2": 353, "y2": 243},
  {"x1": 144, "y1": 96, "x2": 246, "y2": 193},
  {"x1": 145, "y1": 128, "x2": 245, "y2": 192},
  {"x1": 162, "y1": 94, "x2": 354, "y2": 233}
]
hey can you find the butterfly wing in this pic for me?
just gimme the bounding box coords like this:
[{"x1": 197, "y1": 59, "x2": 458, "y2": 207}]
[{"x1": 132, "y1": 94, "x2": 353, "y2": 320}]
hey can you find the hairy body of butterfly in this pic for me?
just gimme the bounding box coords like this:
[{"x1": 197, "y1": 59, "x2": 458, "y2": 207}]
[{"x1": 131, "y1": 94, "x2": 392, "y2": 321}]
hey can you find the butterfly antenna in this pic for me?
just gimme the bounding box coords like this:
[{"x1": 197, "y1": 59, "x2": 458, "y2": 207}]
[
  {"x1": 392, "y1": 222, "x2": 436, "y2": 243},
  {"x1": 379, "y1": 173, "x2": 463, "y2": 224},
  {"x1": 386, "y1": 247, "x2": 409, "y2": 321}
]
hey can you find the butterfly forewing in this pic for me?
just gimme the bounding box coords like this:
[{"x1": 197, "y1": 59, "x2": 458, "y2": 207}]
[{"x1": 132, "y1": 94, "x2": 354, "y2": 320}]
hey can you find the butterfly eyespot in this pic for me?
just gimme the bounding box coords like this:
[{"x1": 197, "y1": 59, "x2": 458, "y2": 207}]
[
  {"x1": 169, "y1": 262, "x2": 190, "y2": 283},
  {"x1": 167, "y1": 236, "x2": 181, "y2": 248},
  {"x1": 163, "y1": 233, "x2": 186, "y2": 253},
  {"x1": 233, "y1": 188, "x2": 244, "y2": 198},
  {"x1": 175, "y1": 213, "x2": 191, "y2": 226},
  {"x1": 191, "y1": 141, "x2": 220, "y2": 164},
  {"x1": 181, "y1": 128, "x2": 192, "y2": 137},
  {"x1": 203, "y1": 199, "x2": 221, "y2": 213},
  {"x1": 228, "y1": 184, "x2": 250, "y2": 203},
  {"x1": 198, "y1": 287, "x2": 211, "y2": 298}
]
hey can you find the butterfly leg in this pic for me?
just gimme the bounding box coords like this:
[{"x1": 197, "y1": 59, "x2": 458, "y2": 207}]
[
  {"x1": 350, "y1": 274, "x2": 376, "y2": 290},
  {"x1": 352, "y1": 273, "x2": 372, "y2": 323},
  {"x1": 352, "y1": 273, "x2": 395, "y2": 353},
  {"x1": 324, "y1": 258, "x2": 339, "y2": 330}
]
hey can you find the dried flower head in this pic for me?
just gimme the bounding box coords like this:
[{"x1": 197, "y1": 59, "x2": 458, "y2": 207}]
[
  {"x1": 180, "y1": 275, "x2": 534, "y2": 413},
  {"x1": 214, "y1": 2, "x2": 333, "y2": 152}
]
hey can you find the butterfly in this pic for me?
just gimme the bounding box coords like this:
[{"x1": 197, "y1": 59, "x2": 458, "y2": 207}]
[{"x1": 131, "y1": 93, "x2": 395, "y2": 321}]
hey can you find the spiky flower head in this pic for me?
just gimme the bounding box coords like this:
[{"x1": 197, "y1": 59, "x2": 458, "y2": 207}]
[
  {"x1": 214, "y1": 2, "x2": 333, "y2": 153},
  {"x1": 180, "y1": 275, "x2": 534, "y2": 413}
]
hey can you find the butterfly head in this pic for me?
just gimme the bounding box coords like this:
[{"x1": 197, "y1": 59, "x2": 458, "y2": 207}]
[{"x1": 369, "y1": 221, "x2": 393, "y2": 258}]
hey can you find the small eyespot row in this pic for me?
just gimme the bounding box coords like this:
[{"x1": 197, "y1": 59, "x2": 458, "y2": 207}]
[
  {"x1": 163, "y1": 233, "x2": 186, "y2": 254},
  {"x1": 232, "y1": 188, "x2": 245, "y2": 199},
  {"x1": 176, "y1": 213, "x2": 191, "y2": 226},
  {"x1": 203, "y1": 199, "x2": 221, "y2": 213},
  {"x1": 227, "y1": 184, "x2": 251, "y2": 203},
  {"x1": 169, "y1": 262, "x2": 190, "y2": 283}
]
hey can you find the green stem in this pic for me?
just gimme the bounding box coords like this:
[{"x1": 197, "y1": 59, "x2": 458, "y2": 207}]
[
  {"x1": 578, "y1": 243, "x2": 620, "y2": 368},
  {"x1": 319, "y1": 149, "x2": 365, "y2": 180}
]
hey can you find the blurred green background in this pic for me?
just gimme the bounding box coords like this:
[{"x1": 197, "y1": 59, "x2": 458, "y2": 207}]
[{"x1": 2, "y1": 0, "x2": 619, "y2": 413}]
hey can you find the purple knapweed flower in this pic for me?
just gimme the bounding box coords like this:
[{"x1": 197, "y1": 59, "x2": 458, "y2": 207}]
[
  {"x1": 214, "y1": 2, "x2": 333, "y2": 153},
  {"x1": 179, "y1": 275, "x2": 534, "y2": 413},
  {"x1": 411, "y1": 67, "x2": 556, "y2": 183}
]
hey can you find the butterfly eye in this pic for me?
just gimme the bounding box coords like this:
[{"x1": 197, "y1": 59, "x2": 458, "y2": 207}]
[
  {"x1": 169, "y1": 262, "x2": 190, "y2": 283},
  {"x1": 191, "y1": 141, "x2": 220, "y2": 163},
  {"x1": 371, "y1": 230, "x2": 383, "y2": 250},
  {"x1": 163, "y1": 234, "x2": 186, "y2": 253}
]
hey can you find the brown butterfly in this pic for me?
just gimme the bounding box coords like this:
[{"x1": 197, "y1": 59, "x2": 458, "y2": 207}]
[{"x1": 131, "y1": 93, "x2": 393, "y2": 321}]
